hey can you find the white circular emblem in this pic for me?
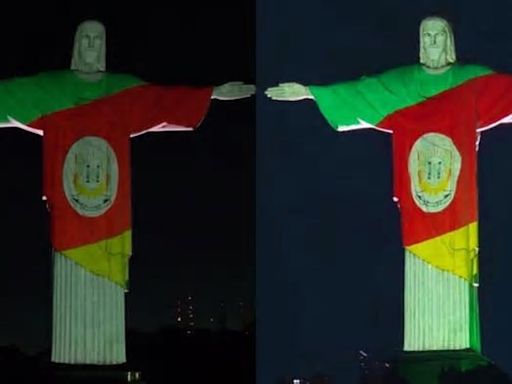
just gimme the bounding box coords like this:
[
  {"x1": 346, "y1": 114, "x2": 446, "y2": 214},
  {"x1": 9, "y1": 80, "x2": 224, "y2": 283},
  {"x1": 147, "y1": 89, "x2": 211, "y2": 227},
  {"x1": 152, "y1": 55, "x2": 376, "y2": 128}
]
[
  {"x1": 63, "y1": 136, "x2": 119, "y2": 217},
  {"x1": 408, "y1": 132, "x2": 461, "y2": 213}
]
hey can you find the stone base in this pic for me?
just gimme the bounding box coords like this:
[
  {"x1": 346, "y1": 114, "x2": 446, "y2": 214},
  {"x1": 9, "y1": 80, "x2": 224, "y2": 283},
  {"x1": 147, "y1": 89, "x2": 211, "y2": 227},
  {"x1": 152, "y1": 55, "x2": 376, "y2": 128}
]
[
  {"x1": 394, "y1": 349, "x2": 510, "y2": 384},
  {"x1": 50, "y1": 366, "x2": 144, "y2": 383}
]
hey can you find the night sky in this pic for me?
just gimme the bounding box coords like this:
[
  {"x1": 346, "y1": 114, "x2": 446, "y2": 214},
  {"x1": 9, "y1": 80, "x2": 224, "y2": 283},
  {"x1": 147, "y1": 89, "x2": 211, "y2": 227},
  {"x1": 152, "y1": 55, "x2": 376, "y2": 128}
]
[
  {"x1": 0, "y1": 3, "x2": 254, "y2": 352},
  {"x1": 258, "y1": 0, "x2": 512, "y2": 383}
]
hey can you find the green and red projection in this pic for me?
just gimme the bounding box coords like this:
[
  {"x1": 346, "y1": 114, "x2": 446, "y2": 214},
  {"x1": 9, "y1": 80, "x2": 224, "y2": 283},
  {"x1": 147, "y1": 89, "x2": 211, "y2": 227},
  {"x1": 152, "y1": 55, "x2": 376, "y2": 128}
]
[
  {"x1": 0, "y1": 71, "x2": 212, "y2": 288},
  {"x1": 310, "y1": 64, "x2": 512, "y2": 282}
]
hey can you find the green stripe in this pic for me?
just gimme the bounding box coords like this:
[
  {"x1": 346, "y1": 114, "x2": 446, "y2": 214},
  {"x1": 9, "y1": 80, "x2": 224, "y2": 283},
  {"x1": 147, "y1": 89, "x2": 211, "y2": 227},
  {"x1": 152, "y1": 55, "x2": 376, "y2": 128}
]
[
  {"x1": 0, "y1": 70, "x2": 145, "y2": 124},
  {"x1": 469, "y1": 276, "x2": 481, "y2": 352},
  {"x1": 309, "y1": 64, "x2": 493, "y2": 129}
]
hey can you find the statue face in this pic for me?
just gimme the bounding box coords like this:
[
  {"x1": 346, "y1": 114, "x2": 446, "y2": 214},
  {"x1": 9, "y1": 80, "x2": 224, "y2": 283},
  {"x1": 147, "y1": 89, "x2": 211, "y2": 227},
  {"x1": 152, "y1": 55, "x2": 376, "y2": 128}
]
[
  {"x1": 420, "y1": 18, "x2": 451, "y2": 69},
  {"x1": 78, "y1": 22, "x2": 104, "y2": 68}
]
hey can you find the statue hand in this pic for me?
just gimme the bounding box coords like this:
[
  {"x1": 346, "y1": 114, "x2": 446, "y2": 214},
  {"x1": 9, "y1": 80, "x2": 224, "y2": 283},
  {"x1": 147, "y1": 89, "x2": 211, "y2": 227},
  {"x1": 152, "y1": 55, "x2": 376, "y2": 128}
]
[
  {"x1": 265, "y1": 82, "x2": 313, "y2": 101},
  {"x1": 212, "y1": 81, "x2": 256, "y2": 100}
]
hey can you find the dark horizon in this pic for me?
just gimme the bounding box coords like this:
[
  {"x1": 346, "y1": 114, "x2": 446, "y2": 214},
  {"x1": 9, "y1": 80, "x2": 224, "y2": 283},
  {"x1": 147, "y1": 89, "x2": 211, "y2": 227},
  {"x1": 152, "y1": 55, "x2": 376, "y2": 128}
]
[{"x1": 0, "y1": 325, "x2": 254, "y2": 384}]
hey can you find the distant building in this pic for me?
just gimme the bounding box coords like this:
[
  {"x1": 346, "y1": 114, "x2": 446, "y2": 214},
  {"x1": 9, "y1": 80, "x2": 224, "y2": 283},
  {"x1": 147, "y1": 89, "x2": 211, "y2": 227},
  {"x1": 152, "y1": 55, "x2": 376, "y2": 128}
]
[
  {"x1": 173, "y1": 295, "x2": 254, "y2": 332},
  {"x1": 175, "y1": 294, "x2": 196, "y2": 334}
]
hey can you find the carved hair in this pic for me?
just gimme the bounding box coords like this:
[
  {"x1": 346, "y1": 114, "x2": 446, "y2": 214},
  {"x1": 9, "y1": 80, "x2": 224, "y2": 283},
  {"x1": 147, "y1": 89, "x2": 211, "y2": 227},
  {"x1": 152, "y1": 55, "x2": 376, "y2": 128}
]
[
  {"x1": 419, "y1": 16, "x2": 456, "y2": 65},
  {"x1": 71, "y1": 20, "x2": 106, "y2": 72}
]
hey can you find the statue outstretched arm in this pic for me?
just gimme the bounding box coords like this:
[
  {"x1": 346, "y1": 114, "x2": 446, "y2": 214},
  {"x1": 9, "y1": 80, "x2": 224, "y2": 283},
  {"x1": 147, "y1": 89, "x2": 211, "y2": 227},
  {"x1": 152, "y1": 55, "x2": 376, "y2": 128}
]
[
  {"x1": 212, "y1": 81, "x2": 255, "y2": 100},
  {"x1": 0, "y1": 72, "x2": 70, "y2": 136},
  {"x1": 265, "y1": 82, "x2": 314, "y2": 101},
  {"x1": 265, "y1": 68, "x2": 426, "y2": 132},
  {"x1": 2, "y1": 117, "x2": 43, "y2": 135},
  {"x1": 474, "y1": 73, "x2": 512, "y2": 133},
  {"x1": 265, "y1": 80, "x2": 387, "y2": 131},
  {"x1": 265, "y1": 78, "x2": 397, "y2": 132}
]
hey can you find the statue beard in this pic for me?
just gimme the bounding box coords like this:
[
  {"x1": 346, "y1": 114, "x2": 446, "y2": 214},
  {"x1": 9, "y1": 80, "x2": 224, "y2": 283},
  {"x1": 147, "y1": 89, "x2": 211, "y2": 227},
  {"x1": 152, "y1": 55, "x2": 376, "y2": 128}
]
[
  {"x1": 78, "y1": 51, "x2": 101, "y2": 73},
  {"x1": 422, "y1": 49, "x2": 448, "y2": 70}
]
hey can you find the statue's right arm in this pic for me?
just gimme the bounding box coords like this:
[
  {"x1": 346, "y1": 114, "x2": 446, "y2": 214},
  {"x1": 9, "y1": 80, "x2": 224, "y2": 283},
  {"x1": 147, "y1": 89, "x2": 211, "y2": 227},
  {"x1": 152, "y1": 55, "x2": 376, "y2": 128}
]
[
  {"x1": 2, "y1": 117, "x2": 43, "y2": 136},
  {"x1": 265, "y1": 75, "x2": 397, "y2": 132},
  {"x1": 0, "y1": 74, "x2": 52, "y2": 136},
  {"x1": 265, "y1": 83, "x2": 314, "y2": 101},
  {"x1": 0, "y1": 117, "x2": 44, "y2": 136}
]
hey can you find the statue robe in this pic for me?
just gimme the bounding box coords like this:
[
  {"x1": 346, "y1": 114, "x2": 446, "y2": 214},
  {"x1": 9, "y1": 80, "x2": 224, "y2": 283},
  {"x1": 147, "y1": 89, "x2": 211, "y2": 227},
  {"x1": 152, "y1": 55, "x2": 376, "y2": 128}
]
[
  {"x1": 309, "y1": 64, "x2": 512, "y2": 351},
  {"x1": 0, "y1": 70, "x2": 213, "y2": 363}
]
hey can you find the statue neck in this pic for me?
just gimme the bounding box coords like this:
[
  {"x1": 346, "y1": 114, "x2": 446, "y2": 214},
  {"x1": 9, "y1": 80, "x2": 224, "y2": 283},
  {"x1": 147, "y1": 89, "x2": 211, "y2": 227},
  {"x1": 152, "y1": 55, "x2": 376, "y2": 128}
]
[
  {"x1": 421, "y1": 64, "x2": 453, "y2": 75},
  {"x1": 73, "y1": 70, "x2": 105, "y2": 82}
]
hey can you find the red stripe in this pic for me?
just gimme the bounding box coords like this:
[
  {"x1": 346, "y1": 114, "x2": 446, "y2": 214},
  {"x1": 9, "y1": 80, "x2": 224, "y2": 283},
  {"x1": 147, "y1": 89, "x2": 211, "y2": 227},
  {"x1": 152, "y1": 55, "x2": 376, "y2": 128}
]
[
  {"x1": 377, "y1": 73, "x2": 512, "y2": 246},
  {"x1": 33, "y1": 84, "x2": 212, "y2": 251}
]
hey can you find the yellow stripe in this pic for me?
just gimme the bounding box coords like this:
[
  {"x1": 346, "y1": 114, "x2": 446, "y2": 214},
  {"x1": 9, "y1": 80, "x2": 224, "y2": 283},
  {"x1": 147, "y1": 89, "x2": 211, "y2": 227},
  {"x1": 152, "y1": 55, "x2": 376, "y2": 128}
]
[
  {"x1": 61, "y1": 230, "x2": 131, "y2": 288},
  {"x1": 406, "y1": 222, "x2": 478, "y2": 281}
]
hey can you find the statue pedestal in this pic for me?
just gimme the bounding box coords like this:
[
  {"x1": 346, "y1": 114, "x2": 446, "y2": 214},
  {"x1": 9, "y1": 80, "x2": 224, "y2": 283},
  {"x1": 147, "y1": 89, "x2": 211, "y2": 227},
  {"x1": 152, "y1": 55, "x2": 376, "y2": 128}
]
[
  {"x1": 394, "y1": 349, "x2": 501, "y2": 384},
  {"x1": 50, "y1": 366, "x2": 144, "y2": 383}
]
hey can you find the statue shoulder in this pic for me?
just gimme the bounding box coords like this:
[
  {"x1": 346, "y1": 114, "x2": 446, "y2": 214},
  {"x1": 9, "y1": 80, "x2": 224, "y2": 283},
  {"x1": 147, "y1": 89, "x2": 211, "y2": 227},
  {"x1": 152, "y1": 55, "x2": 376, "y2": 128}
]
[
  {"x1": 105, "y1": 72, "x2": 144, "y2": 84},
  {"x1": 375, "y1": 64, "x2": 418, "y2": 81},
  {"x1": 104, "y1": 72, "x2": 147, "y2": 92},
  {"x1": 370, "y1": 65, "x2": 417, "y2": 88},
  {"x1": 0, "y1": 70, "x2": 69, "y2": 92},
  {"x1": 454, "y1": 63, "x2": 494, "y2": 76},
  {"x1": 36, "y1": 70, "x2": 72, "y2": 81}
]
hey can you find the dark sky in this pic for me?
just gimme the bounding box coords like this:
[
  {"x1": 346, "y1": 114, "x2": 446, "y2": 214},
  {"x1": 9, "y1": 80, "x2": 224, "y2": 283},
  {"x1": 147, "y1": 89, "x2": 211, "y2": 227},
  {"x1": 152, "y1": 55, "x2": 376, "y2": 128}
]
[
  {"x1": 257, "y1": 0, "x2": 512, "y2": 383},
  {"x1": 0, "y1": 2, "x2": 254, "y2": 352}
]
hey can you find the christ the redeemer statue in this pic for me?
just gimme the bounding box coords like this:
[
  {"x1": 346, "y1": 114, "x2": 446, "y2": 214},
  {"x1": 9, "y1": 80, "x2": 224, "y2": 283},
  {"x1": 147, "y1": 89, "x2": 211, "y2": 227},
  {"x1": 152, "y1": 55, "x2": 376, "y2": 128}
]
[
  {"x1": 0, "y1": 19, "x2": 255, "y2": 364},
  {"x1": 266, "y1": 16, "x2": 512, "y2": 352}
]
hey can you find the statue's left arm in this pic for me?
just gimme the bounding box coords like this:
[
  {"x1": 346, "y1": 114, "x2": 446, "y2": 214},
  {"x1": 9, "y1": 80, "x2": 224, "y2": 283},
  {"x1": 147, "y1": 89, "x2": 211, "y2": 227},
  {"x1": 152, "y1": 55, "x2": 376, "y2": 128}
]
[
  {"x1": 126, "y1": 82, "x2": 254, "y2": 137},
  {"x1": 475, "y1": 73, "x2": 512, "y2": 133},
  {"x1": 123, "y1": 85, "x2": 215, "y2": 137}
]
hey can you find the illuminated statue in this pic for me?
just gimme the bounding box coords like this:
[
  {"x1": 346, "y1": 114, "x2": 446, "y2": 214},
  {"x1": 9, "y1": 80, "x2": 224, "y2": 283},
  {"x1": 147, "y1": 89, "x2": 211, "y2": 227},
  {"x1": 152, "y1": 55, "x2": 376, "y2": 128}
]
[
  {"x1": 266, "y1": 16, "x2": 512, "y2": 352},
  {"x1": 0, "y1": 19, "x2": 254, "y2": 364}
]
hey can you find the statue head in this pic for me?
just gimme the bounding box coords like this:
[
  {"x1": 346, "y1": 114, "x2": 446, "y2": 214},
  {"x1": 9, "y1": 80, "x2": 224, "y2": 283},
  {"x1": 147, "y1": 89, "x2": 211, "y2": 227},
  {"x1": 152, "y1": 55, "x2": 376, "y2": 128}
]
[
  {"x1": 419, "y1": 16, "x2": 456, "y2": 70},
  {"x1": 71, "y1": 20, "x2": 106, "y2": 73}
]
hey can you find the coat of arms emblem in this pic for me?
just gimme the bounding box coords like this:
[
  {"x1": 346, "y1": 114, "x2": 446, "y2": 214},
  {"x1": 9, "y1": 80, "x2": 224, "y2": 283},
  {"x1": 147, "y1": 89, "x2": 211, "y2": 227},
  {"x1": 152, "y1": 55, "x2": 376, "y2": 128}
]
[
  {"x1": 408, "y1": 132, "x2": 461, "y2": 213},
  {"x1": 62, "y1": 136, "x2": 119, "y2": 217}
]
